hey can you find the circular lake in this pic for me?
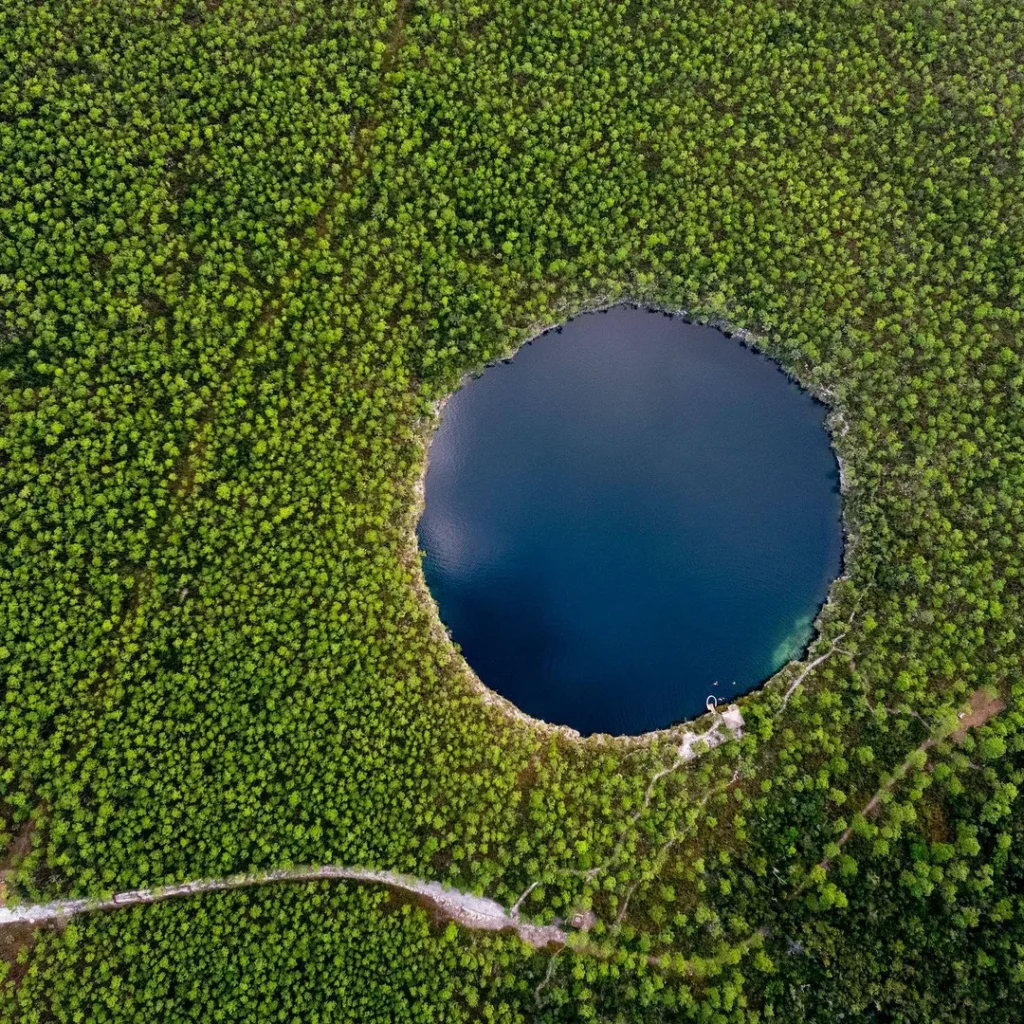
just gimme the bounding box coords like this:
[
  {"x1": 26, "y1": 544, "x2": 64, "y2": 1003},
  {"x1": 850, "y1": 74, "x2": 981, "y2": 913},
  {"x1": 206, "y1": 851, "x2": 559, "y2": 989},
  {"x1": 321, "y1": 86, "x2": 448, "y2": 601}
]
[{"x1": 418, "y1": 306, "x2": 843, "y2": 736}]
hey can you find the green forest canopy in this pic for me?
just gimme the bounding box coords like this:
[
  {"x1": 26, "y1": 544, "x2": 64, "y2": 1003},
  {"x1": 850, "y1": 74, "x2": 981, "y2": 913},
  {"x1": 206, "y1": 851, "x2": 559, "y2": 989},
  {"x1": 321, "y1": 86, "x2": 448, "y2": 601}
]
[{"x1": 1, "y1": 0, "x2": 1023, "y2": 1019}]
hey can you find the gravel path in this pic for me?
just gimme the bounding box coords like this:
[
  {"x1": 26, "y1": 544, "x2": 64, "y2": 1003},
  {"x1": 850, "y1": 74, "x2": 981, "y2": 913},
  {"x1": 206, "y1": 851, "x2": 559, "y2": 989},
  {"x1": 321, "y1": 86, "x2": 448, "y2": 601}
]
[
  {"x1": 0, "y1": 709, "x2": 749, "y2": 946},
  {"x1": 0, "y1": 866, "x2": 567, "y2": 948}
]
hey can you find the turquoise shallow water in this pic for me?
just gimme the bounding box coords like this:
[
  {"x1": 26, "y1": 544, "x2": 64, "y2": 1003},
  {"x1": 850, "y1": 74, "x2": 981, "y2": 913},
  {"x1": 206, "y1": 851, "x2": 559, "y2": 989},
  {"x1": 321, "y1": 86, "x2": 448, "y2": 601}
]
[{"x1": 418, "y1": 307, "x2": 843, "y2": 735}]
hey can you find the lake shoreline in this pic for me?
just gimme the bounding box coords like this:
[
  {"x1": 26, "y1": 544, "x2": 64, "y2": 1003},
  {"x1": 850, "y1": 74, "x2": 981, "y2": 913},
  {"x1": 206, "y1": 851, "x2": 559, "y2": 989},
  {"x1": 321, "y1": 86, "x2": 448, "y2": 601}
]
[{"x1": 404, "y1": 296, "x2": 857, "y2": 749}]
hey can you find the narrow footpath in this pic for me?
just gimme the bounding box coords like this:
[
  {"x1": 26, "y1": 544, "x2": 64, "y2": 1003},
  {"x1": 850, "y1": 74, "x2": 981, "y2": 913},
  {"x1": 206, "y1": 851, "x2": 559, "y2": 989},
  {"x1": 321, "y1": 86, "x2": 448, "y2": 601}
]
[
  {"x1": 0, "y1": 707, "x2": 747, "y2": 948},
  {"x1": 0, "y1": 866, "x2": 568, "y2": 948},
  {"x1": 4, "y1": 693, "x2": 1001, "y2": 953}
]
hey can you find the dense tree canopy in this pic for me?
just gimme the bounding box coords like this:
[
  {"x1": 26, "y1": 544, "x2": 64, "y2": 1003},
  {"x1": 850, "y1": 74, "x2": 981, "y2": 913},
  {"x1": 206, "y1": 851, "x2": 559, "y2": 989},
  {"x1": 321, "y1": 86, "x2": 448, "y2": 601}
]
[{"x1": 2, "y1": 0, "x2": 1023, "y2": 1019}]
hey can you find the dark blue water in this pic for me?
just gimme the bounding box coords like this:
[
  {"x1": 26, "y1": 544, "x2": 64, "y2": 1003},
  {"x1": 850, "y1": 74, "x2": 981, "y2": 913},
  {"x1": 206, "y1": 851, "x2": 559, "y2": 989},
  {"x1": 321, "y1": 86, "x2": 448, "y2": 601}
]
[{"x1": 418, "y1": 307, "x2": 843, "y2": 735}]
